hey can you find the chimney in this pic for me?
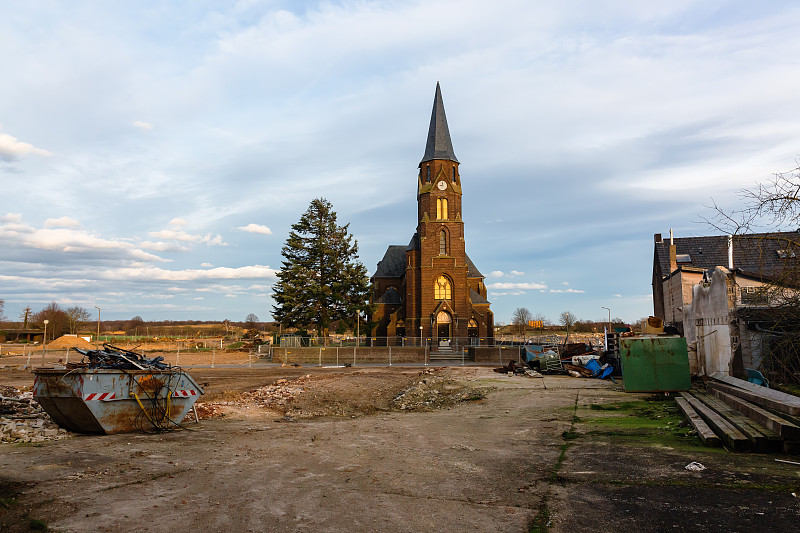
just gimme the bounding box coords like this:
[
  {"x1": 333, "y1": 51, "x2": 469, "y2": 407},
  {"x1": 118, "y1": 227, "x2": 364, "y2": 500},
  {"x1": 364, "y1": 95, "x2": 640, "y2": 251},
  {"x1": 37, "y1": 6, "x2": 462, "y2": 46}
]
[
  {"x1": 728, "y1": 235, "x2": 733, "y2": 269},
  {"x1": 654, "y1": 233, "x2": 662, "y2": 243},
  {"x1": 669, "y1": 229, "x2": 677, "y2": 272}
]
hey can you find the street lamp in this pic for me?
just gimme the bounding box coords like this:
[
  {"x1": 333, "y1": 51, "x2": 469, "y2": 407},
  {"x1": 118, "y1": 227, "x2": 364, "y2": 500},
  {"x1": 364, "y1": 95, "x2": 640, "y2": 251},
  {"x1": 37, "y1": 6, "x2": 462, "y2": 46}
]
[
  {"x1": 94, "y1": 306, "x2": 101, "y2": 345},
  {"x1": 419, "y1": 325, "x2": 423, "y2": 347},
  {"x1": 41, "y1": 319, "x2": 49, "y2": 367},
  {"x1": 601, "y1": 306, "x2": 611, "y2": 331}
]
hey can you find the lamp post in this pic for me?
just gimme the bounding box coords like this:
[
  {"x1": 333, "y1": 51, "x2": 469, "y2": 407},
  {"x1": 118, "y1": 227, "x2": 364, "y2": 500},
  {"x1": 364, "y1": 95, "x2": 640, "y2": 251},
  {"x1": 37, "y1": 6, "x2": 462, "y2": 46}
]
[
  {"x1": 419, "y1": 325, "x2": 423, "y2": 347},
  {"x1": 94, "y1": 306, "x2": 101, "y2": 345},
  {"x1": 41, "y1": 319, "x2": 49, "y2": 367},
  {"x1": 601, "y1": 306, "x2": 611, "y2": 331}
]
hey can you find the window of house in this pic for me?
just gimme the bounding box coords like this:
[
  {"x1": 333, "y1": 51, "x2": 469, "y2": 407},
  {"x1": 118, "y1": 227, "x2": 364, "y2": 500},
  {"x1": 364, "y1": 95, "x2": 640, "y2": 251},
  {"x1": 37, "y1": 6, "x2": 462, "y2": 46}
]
[
  {"x1": 439, "y1": 230, "x2": 447, "y2": 255},
  {"x1": 434, "y1": 275, "x2": 451, "y2": 300},
  {"x1": 740, "y1": 286, "x2": 768, "y2": 305},
  {"x1": 676, "y1": 254, "x2": 692, "y2": 264}
]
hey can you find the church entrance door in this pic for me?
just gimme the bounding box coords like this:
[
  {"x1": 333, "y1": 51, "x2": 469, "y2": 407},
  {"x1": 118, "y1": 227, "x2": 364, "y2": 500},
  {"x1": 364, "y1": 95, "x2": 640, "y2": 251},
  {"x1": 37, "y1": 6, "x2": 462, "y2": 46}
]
[{"x1": 436, "y1": 311, "x2": 451, "y2": 348}]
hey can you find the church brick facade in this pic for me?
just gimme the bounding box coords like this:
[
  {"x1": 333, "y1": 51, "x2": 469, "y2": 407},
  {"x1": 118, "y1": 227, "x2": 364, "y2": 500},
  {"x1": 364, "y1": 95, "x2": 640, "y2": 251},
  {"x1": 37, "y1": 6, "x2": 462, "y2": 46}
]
[{"x1": 370, "y1": 84, "x2": 493, "y2": 345}]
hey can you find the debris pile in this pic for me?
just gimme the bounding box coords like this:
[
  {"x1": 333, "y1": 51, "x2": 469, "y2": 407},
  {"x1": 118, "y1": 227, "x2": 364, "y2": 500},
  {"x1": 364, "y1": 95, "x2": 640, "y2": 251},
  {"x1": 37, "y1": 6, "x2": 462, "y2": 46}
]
[
  {"x1": 239, "y1": 376, "x2": 309, "y2": 410},
  {"x1": 1, "y1": 386, "x2": 73, "y2": 444},
  {"x1": 392, "y1": 368, "x2": 484, "y2": 411},
  {"x1": 193, "y1": 376, "x2": 310, "y2": 419},
  {"x1": 71, "y1": 344, "x2": 170, "y2": 370}
]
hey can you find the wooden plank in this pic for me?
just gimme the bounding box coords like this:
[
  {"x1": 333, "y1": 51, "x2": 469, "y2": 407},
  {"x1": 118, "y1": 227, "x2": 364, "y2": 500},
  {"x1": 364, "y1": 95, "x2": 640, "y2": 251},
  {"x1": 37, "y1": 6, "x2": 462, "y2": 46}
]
[
  {"x1": 680, "y1": 392, "x2": 751, "y2": 451},
  {"x1": 675, "y1": 397, "x2": 721, "y2": 447},
  {"x1": 710, "y1": 388, "x2": 800, "y2": 441},
  {"x1": 708, "y1": 380, "x2": 800, "y2": 419},
  {"x1": 710, "y1": 373, "x2": 800, "y2": 415},
  {"x1": 692, "y1": 390, "x2": 781, "y2": 453}
]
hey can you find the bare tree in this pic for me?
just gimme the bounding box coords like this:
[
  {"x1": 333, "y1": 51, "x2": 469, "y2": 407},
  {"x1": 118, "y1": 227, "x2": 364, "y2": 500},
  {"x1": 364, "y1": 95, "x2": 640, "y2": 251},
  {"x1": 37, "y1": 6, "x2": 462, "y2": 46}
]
[
  {"x1": 512, "y1": 307, "x2": 533, "y2": 336},
  {"x1": 0, "y1": 299, "x2": 5, "y2": 324},
  {"x1": 560, "y1": 311, "x2": 576, "y2": 344},
  {"x1": 705, "y1": 162, "x2": 800, "y2": 383},
  {"x1": 65, "y1": 306, "x2": 91, "y2": 334}
]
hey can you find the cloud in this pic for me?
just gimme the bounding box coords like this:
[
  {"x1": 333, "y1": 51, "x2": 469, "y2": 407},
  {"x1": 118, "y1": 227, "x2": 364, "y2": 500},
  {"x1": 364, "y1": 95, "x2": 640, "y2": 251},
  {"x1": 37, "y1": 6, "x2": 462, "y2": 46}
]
[
  {"x1": 237, "y1": 223, "x2": 272, "y2": 235},
  {"x1": 201, "y1": 262, "x2": 214, "y2": 267},
  {"x1": 489, "y1": 271, "x2": 505, "y2": 278},
  {"x1": 103, "y1": 265, "x2": 278, "y2": 281},
  {"x1": 133, "y1": 121, "x2": 154, "y2": 130},
  {"x1": 169, "y1": 218, "x2": 187, "y2": 227},
  {"x1": 509, "y1": 270, "x2": 524, "y2": 277},
  {"x1": 148, "y1": 228, "x2": 227, "y2": 246},
  {"x1": 0, "y1": 130, "x2": 53, "y2": 160},
  {"x1": 44, "y1": 217, "x2": 81, "y2": 228},
  {"x1": 139, "y1": 240, "x2": 189, "y2": 252},
  {"x1": 549, "y1": 288, "x2": 585, "y2": 294},
  {"x1": 487, "y1": 282, "x2": 548, "y2": 290}
]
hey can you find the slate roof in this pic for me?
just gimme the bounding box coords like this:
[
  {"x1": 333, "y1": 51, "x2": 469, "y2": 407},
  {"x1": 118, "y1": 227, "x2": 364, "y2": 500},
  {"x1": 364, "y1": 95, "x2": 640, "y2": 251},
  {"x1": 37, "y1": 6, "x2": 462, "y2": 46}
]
[
  {"x1": 470, "y1": 288, "x2": 488, "y2": 304},
  {"x1": 377, "y1": 286, "x2": 402, "y2": 304},
  {"x1": 420, "y1": 82, "x2": 458, "y2": 164},
  {"x1": 374, "y1": 245, "x2": 407, "y2": 278},
  {"x1": 466, "y1": 254, "x2": 483, "y2": 278},
  {"x1": 654, "y1": 231, "x2": 800, "y2": 280}
]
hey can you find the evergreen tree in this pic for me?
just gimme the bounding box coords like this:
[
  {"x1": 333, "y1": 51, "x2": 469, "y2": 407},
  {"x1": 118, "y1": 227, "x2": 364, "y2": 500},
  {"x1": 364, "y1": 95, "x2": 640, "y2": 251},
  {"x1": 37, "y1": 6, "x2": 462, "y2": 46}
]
[{"x1": 272, "y1": 198, "x2": 370, "y2": 336}]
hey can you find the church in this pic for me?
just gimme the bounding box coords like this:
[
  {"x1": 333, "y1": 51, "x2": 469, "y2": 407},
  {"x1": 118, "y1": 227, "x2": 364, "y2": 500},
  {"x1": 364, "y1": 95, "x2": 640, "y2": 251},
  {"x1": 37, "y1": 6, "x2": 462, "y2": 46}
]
[{"x1": 370, "y1": 84, "x2": 494, "y2": 346}]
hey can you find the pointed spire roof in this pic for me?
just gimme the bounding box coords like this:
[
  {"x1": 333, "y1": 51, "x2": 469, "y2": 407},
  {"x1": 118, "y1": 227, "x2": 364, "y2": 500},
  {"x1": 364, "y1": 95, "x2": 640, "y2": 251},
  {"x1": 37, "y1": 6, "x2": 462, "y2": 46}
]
[{"x1": 421, "y1": 82, "x2": 458, "y2": 164}]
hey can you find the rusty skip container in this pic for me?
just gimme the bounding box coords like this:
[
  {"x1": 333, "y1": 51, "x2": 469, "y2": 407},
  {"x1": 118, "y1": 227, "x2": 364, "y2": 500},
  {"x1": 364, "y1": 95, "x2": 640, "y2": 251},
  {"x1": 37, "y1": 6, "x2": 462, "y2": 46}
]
[{"x1": 33, "y1": 368, "x2": 204, "y2": 434}]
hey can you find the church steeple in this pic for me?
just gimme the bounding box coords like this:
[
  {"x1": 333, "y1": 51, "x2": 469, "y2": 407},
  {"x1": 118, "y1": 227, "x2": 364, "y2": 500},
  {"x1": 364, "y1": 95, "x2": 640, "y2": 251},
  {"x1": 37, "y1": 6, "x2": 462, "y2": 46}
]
[{"x1": 421, "y1": 82, "x2": 458, "y2": 165}]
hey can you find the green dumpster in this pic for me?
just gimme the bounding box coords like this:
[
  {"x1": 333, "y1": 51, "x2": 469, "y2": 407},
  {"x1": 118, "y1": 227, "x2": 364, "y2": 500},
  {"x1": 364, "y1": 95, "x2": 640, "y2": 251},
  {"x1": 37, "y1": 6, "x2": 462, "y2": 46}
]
[{"x1": 619, "y1": 336, "x2": 691, "y2": 392}]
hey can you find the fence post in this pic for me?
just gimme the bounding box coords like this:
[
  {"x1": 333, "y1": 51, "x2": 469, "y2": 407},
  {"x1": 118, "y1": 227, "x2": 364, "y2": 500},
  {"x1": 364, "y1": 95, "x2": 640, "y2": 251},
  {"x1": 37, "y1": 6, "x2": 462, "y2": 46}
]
[
  {"x1": 425, "y1": 343, "x2": 428, "y2": 366},
  {"x1": 336, "y1": 347, "x2": 339, "y2": 366},
  {"x1": 353, "y1": 346, "x2": 356, "y2": 366},
  {"x1": 498, "y1": 346, "x2": 502, "y2": 365},
  {"x1": 177, "y1": 348, "x2": 180, "y2": 367},
  {"x1": 389, "y1": 345, "x2": 392, "y2": 366},
  {"x1": 25, "y1": 347, "x2": 31, "y2": 370},
  {"x1": 319, "y1": 346, "x2": 322, "y2": 366},
  {"x1": 248, "y1": 350, "x2": 252, "y2": 367},
  {"x1": 212, "y1": 347, "x2": 215, "y2": 368}
]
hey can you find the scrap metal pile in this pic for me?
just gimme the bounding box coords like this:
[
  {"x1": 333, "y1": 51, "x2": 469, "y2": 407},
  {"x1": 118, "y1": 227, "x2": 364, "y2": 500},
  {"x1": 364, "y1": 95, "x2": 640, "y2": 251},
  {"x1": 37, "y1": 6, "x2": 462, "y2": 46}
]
[{"x1": 71, "y1": 344, "x2": 171, "y2": 370}]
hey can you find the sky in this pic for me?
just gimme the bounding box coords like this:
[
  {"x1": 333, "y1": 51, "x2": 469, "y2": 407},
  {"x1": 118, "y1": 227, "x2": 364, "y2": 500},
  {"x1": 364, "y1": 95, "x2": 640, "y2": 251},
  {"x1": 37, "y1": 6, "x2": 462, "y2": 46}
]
[{"x1": 2, "y1": 0, "x2": 800, "y2": 326}]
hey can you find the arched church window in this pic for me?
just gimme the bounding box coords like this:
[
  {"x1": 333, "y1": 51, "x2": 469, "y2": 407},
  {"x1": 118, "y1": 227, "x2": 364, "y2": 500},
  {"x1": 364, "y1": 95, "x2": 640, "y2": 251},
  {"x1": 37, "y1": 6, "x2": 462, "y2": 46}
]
[
  {"x1": 468, "y1": 319, "x2": 478, "y2": 327},
  {"x1": 439, "y1": 230, "x2": 447, "y2": 255},
  {"x1": 426, "y1": 165, "x2": 430, "y2": 182},
  {"x1": 452, "y1": 167, "x2": 456, "y2": 180},
  {"x1": 434, "y1": 275, "x2": 451, "y2": 300},
  {"x1": 436, "y1": 198, "x2": 448, "y2": 220}
]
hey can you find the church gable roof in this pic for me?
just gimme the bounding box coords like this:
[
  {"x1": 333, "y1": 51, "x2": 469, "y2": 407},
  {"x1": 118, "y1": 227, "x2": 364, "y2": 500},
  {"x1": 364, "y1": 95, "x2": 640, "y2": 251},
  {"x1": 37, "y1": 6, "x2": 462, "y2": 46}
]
[
  {"x1": 374, "y1": 245, "x2": 407, "y2": 278},
  {"x1": 465, "y1": 254, "x2": 483, "y2": 278},
  {"x1": 377, "y1": 286, "x2": 402, "y2": 304},
  {"x1": 420, "y1": 82, "x2": 458, "y2": 164},
  {"x1": 470, "y1": 288, "x2": 489, "y2": 304}
]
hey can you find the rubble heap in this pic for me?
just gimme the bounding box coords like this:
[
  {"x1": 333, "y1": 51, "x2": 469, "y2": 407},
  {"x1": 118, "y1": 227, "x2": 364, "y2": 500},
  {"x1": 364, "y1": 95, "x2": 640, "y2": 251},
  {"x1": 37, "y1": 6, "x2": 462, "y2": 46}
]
[
  {"x1": 194, "y1": 376, "x2": 310, "y2": 420},
  {"x1": 1, "y1": 386, "x2": 73, "y2": 444},
  {"x1": 392, "y1": 368, "x2": 485, "y2": 411}
]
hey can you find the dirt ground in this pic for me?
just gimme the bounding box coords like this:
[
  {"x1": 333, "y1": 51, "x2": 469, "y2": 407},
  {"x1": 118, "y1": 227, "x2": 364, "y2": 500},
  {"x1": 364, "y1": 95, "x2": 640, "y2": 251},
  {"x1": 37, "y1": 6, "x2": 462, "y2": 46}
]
[{"x1": 1, "y1": 366, "x2": 800, "y2": 532}]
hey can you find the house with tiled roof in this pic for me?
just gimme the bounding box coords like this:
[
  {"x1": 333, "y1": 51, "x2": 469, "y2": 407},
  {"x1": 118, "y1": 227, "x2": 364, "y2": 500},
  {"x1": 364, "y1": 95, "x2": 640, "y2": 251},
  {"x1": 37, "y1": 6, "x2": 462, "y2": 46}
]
[
  {"x1": 653, "y1": 230, "x2": 800, "y2": 376},
  {"x1": 652, "y1": 230, "x2": 800, "y2": 332}
]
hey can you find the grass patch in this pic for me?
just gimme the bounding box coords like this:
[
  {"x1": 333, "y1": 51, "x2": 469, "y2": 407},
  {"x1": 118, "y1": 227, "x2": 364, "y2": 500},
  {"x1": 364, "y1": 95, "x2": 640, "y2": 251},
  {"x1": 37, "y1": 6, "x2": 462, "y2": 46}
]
[
  {"x1": 528, "y1": 500, "x2": 551, "y2": 533},
  {"x1": 581, "y1": 397, "x2": 709, "y2": 449},
  {"x1": 561, "y1": 430, "x2": 580, "y2": 440},
  {"x1": 29, "y1": 518, "x2": 49, "y2": 531}
]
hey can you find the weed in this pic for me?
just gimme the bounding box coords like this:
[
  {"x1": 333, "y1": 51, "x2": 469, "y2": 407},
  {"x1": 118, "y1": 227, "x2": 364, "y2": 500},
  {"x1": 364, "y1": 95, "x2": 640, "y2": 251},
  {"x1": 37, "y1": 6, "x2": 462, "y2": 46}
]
[
  {"x1": 29, "y1": 518, "x2": 48, "y2": 531},
  {"x1": 561, "y1": 430, "x2": 580, "y2": 440}
]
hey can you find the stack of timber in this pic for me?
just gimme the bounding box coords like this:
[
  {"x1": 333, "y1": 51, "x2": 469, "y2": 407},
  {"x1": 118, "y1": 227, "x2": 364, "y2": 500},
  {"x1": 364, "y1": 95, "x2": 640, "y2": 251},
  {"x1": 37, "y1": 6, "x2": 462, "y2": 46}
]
[{"x1": 675, "y1": 373, "x2": 800, "y2": 453}]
